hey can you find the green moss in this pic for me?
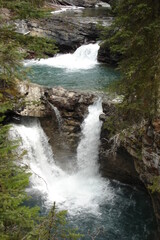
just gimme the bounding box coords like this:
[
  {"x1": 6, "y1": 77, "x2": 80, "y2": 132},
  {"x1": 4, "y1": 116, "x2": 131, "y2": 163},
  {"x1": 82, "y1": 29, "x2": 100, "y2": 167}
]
[{"x1": 148, "y1": 176, "x2": 160, "y2": 193}]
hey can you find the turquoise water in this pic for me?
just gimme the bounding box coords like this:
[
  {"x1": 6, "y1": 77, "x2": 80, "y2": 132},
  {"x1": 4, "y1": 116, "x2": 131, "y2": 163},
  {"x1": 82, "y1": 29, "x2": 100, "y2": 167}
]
[
  {"x1": 56, "y1": 7, "x2": 112, "y2": 18},
  {"x1": 69, "y1": 182, "x2": 157, "y2": 240},
  {"x1": 27, "y1": 64, "x2": 119, "y2": 91},
  {"x1": 28, "y1": 182, "x2": 157, "y2": 240},
  {"x1": 25, "y1": 42, "x2": 119, "y2": 91},
  {"x1": 23, "y1": 42, "x2": 157, "y2": 239}
]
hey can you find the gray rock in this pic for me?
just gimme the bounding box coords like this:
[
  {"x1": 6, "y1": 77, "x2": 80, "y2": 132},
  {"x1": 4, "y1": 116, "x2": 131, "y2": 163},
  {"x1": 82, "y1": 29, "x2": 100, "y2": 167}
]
[
  {"x1": 98, "y1": 41, "x2": 120, "y2": 66},
  {"x1": 26, "y1": 14, "x2": 111, "y2": 52},
  {"x1": 16, "y1": 81, "x2": 95, "y2": 143},
  {"x1": 99, "y1": 113, "x2": 106, "y2": 122}
]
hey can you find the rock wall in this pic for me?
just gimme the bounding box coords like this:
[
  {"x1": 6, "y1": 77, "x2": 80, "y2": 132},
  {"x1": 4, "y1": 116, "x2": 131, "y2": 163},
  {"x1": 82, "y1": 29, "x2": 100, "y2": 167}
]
[
  {"x1": 122, "y1": 120, "x2": 160, "y2": 235},
  {"x1": 16, "y1": 81, "x2": 95, "y2": 146},
  {"x1": 25, "y1": 7, "x2": 112, "y2": 52},
  {"x1": 99, "y1": 102, "x2": 144, "y2": 187},
  {"x1": 26, "y1": 15, "x2": 109, "y2": 52},
  {"x1": 99, "y1": 102, "x2": 160, "y2": 236}
]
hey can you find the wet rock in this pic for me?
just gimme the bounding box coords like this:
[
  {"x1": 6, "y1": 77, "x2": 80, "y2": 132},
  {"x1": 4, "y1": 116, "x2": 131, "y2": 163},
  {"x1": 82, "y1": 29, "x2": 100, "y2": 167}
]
[
  {"x1": 96, "y1": 1, "x2": 111, "y2": 8},
  {"x1": 99, "y1": 124, "x2": 144, "y2": 187},
  {"x1": 16, "y1": 81, "x2": 95, "y2": 143},
  {"x1": 99, "y1": 113, "x2": 106, "y2": 122},
  {"x1": 98, "y1": 41, "x2": 120, "y2": 66}
]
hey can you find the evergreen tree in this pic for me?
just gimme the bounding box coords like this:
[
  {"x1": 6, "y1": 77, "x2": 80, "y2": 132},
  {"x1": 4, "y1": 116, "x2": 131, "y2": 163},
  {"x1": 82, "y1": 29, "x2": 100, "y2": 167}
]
[
  {"x1": 0, "y1": 0, "x2": 50, "y2": 19},
  {"x1": 0, "y1": 117, "x2": 40, "y2": 239},
  {"x1": 0, "y1": 2, "x2": 79, "y2": 239},
  {"x1": 31, "y1": 203, "x2": 82, "y2": 240},
  {"x1": 103, "y1": 0, "x2": 160, "y2": 122}
]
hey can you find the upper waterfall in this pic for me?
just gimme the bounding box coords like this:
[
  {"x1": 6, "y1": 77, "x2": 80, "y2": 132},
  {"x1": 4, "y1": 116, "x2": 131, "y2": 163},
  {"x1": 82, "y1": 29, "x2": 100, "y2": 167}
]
[{"x1": 24, "y1": 43, "x2": 100, "y2": 71}]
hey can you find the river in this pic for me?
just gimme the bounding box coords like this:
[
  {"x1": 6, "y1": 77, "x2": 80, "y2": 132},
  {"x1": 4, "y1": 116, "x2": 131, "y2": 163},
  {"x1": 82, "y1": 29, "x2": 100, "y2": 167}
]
[
  {"x1": 13, "y1": 8, "x2": 158, "y2": 239},
  {"x1": 10, "y1": 100, "x2": 157, "y2": 239},
  {"x1": 24, "y1": 43, "x2": 119, "y2": 91}
]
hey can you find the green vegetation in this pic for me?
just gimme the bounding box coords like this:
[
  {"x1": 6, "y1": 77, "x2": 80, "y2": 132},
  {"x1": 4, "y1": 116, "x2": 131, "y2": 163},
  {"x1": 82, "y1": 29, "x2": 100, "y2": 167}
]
[
  {"x1": 33, "y1": 203, "x2": 82, "y2": 240},
  {"x1": 0, "y1": 1, "x2": 81, "y2": 239},
  {"x1": 102, "y1": 0, "x2": 160, "y2": 122},
  {"x1": 0, "y1": 123, "x2": 40, "y2": 239},
  {"x1": 148, "y1": 176, "x2": 160, "y2": 193},
  {"x1": 0, "y1": 110, "x2": 81, "y2": 239},
  {"x1": 101, "y1": 0, "x2": 160, "y2": 196},
  {"x1": 0, "y1": 26, "x2": 58, "y2": 59},
  {"x1": 0, "y1": 0, "x2": 52, "y2": 19}
]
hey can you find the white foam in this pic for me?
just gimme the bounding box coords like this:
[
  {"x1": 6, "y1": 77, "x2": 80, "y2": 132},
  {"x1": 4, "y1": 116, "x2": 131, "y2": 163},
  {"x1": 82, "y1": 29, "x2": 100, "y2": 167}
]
[
  {"x1": 51, "y1": 6, "x2": 84, "y2": 14},
  {"x1": 10, "y1": 101, "x2": 114, "y2": 215},
  {"x1": 24, "y1": 43, "x2": 100, "y2": 71}
]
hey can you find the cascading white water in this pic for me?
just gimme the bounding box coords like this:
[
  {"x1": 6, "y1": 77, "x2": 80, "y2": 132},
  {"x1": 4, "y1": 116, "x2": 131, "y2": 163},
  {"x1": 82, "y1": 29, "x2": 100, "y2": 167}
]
[
  {"x1": 24, "y1": 43, "x2": 100, "y2": 71},
  {"x1": 10, "y1": 100, "x2": 114, "y2": 215},
  {"x1": 10, "y1": 119, "x2": 65, "y2": 194},
  {"x1": 48, "y1": 102, "x2": 62, "y2": 130},
  {"x1": 77, "y1": 98, "x2": 102, "y2": 175},
  {"x1": 51, "y1": 6, "x2": 84, "y2": 14}
]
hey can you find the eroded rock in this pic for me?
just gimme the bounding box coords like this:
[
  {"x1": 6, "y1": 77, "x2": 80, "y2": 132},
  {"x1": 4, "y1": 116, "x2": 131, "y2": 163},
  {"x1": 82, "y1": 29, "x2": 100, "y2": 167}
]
[{"x1": 17, "y1": 81, "x2": 95, "y2": 145}]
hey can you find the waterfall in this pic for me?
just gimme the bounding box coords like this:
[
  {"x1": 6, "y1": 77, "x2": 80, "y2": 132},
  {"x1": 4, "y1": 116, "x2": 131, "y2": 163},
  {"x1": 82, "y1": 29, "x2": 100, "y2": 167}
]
[
  {"x1": 77, "y1": 99, "x2": 103, "y2": 175},
  {"x1": 10, "y1": 101, "x2": 114, "y2": 215},
  {"x1": 48, "y1": 102, "x2": 62, "y2": 130},
  {"x1": 10, "y1": 118, "x2": 65, "y2": 195},
  {"x1": 24, "y1": 43, "x2": 100, "y2": 71}
]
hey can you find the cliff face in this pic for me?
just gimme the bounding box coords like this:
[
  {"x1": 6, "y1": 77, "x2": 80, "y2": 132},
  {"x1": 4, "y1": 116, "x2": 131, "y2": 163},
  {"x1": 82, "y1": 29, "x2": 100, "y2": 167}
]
[
  {"x1": 26, "y1": 15, "x2": 111, "y2": 52},
  {"x1": 123, "y1": 120, "x2": 160, "y2": 235},
  {"x1": 99, "y1": 103, "x2": 160, "y2": 236},
  {"x1": 16, "y1": 81, "x2": 95, "y2": 147}
]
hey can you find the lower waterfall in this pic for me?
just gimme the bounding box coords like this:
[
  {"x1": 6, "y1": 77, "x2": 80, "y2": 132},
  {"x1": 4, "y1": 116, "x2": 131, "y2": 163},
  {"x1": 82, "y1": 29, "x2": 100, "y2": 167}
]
[
  {"x1": 10, "y1": 101, "x2": 156, "y2": 239},
  {"x1": 10, "y1": 100, "x2": 113, "y2": 215}
]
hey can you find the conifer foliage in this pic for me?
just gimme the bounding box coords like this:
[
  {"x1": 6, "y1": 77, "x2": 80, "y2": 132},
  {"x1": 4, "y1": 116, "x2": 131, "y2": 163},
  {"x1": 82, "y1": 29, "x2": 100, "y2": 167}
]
[
  {"x1": 0, "y1": 2, "x2": 79, "y2": 239},
  {"x1": 106, "y1": 0, "x2": 160, "y2": 121},
  {"x1": 0, "y1": 123, "x2": 40, "y2": 240},
  {"x1": 0, "y1": 0, "x2": 48, "y2": 19}
]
